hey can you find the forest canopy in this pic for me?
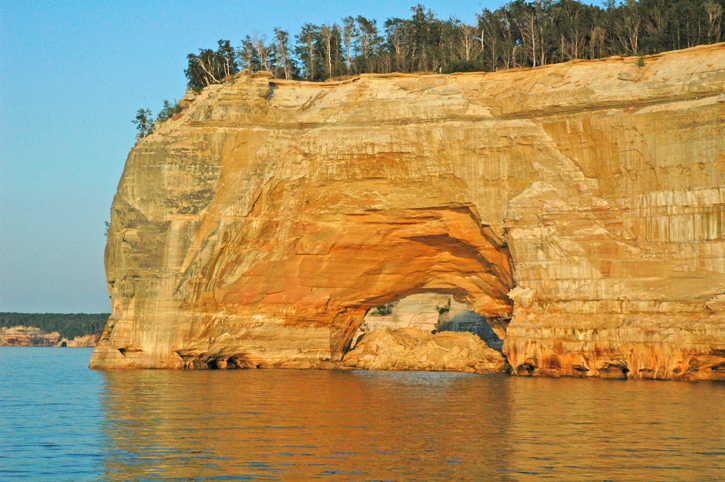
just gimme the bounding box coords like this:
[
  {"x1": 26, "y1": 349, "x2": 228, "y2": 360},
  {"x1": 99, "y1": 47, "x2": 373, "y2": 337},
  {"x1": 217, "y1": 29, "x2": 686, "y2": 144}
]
[{"x1": 183, "y1": 0, "x2": 724, "y2": 90}]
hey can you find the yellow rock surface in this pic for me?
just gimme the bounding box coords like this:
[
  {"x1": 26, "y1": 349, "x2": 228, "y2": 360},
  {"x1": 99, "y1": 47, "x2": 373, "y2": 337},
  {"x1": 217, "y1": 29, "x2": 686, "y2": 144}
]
[
  {"x1": 343, "y1": 328, "x2": 508, "y2": 373},
  {"x1": 91, "y1": 44, "x2": 725, "y2": 380},
  {"x1": 0, "y1": 326, "x2": 60, "y2": 347}
]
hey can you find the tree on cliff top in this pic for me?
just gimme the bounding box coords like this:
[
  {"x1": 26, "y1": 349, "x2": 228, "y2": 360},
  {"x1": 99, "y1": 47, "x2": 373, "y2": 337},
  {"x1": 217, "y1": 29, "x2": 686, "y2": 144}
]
[
  {"x1": 185, "y1": 39, "x2": 239, "y2": 92},
  {"x1": 132, "y1": 108, "x2": 154, "y2": 139},
  {"x1": 156, "y1": 99, "x2": 183, "y2": 123}
]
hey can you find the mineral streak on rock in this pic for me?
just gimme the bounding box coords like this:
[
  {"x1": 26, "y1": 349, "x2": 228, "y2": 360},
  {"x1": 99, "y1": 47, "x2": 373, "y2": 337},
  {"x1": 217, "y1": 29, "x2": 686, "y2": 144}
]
[{"x1": 92, "y1": 44, "x2": 725, "y2": 380}]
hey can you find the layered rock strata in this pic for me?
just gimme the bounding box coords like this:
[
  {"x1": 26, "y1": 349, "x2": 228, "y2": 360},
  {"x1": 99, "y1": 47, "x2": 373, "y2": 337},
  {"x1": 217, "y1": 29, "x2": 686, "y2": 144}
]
[
  {"x1": 92, "y1": 44, "x2": 725, "y2": 380},
  {"x1": 61, "y1": 334, "x2": 101, "y2": 348},
  {"x1": 0, "y1": 326, "x2": 60, "y2": 347},
  {"x1": 0, "y1": 327, "x2": 100, "y2": 347}
]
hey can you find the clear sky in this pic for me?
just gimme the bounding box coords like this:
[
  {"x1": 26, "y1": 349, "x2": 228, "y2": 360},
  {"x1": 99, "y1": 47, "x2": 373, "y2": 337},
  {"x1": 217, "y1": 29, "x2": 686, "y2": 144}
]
[{"x1": 0, "y1": 0, "x2": 501, "y2": 314}]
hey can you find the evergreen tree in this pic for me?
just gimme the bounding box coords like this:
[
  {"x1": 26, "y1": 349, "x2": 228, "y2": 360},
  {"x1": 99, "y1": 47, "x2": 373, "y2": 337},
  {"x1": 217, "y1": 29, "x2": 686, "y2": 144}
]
[
  {"x1": 185, "y1": 40, "x2": 239, "y2": 92},
  {"x1": 239, "y1": 35, "x2": 260, "y2": 71},
  {"x1": 133, "y1": 108, "x2": 154, "y2": 139},
  {"x1": 273, "y1": 28, "x2": 296, "y2": 79},
  {"x1": 295, "y1": 23, "x2": 321, "y2": 80},
  {"x1": 384, "y1": 17, "x2": 408, "y2": 72},
  {"x1": 354, "y1": 16, "x2": 383, "y2": 73},
  {"x1": 342, "y1": 17, "x2": 358, "y2": 74}
]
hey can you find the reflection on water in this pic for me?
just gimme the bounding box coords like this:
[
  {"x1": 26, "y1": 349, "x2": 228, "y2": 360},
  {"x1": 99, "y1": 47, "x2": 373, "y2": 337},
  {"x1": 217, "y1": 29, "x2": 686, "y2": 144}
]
[
  {"x1": 100, "y1": 369, "x2": 725, "y2": 481},
  {"x1": 100, "y1": 370, "x2": 512, "y2": 480},
  {"x1": 1, "y1": 348, "x2": 725, "y2": 481}
]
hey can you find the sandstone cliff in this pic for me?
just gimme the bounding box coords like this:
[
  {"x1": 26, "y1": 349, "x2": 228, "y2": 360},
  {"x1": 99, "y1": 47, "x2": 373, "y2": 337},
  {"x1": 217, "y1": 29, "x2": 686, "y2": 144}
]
[
  {"x1": 92, "y1": 44, "x2": 725, "y2": 380},
  {"x1": 0, "y1": 326, "x2": 60, "y2": 347},
  {"x1": 0, "y1": 327, "x2": 100, "y2": 347},
  {"x1": 61, "y1": 334, "x2": 101, "y2": 348}
]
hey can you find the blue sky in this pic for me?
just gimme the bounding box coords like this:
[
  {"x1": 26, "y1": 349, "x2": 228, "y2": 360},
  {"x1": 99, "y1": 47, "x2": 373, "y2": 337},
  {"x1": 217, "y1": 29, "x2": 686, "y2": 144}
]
[{"x1": 0, "y1": 0, "x2": 500, "y2": 313}]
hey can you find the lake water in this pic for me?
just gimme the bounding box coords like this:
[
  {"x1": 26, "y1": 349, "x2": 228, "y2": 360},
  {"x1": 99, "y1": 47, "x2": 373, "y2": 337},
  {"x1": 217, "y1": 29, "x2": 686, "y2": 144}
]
[{"x1": 1, "y1": 348, "x2": 724, "y2": 481}]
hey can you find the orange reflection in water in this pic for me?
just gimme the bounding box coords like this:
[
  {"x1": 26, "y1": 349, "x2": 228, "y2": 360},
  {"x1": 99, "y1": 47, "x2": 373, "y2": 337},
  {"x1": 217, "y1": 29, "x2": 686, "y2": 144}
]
[{"x1": 99, "y1": 369, "x2": 725, "y2": 481}]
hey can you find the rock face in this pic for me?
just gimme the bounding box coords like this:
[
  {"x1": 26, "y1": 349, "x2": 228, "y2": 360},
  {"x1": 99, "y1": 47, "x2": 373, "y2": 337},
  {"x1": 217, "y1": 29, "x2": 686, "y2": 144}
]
[
  {"x1": 343, "y1": 328, "x2": 508, "y2": 373},
  {"x1": 0, "y1": 326, "x2": 60, "y2": 347},
  {"x1": 92, "y1": 44, "x2": 725, "y2": 380},
  {"x1": 62, "y1": 334, "x2": 101, "y2": 348},
  {"x1": 0, "y1": 327, "x2": 100, "y2": 347}
]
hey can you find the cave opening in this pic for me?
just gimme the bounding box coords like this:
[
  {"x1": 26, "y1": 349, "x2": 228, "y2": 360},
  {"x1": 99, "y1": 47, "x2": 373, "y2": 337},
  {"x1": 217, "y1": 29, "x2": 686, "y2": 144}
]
[
  {"x1": 327, "y1": 207, "x2": 517, "y2": 362},
  {"x1": 352, "y1": 292, "x2": 506, "y2": 352}
]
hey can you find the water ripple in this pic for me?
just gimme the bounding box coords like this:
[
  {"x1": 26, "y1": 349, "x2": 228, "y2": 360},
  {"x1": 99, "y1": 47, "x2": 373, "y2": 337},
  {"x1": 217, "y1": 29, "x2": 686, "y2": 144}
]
[{"x1": 2, "y1": 348, "x2": 725, "y2": 480}]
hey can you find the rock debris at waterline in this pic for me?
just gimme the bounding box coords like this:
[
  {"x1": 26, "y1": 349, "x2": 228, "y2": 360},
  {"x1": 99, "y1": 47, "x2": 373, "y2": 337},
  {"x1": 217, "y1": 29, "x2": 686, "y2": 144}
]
[{"x1": 92, "y1": 43, "x2": 725, "y2": 380}]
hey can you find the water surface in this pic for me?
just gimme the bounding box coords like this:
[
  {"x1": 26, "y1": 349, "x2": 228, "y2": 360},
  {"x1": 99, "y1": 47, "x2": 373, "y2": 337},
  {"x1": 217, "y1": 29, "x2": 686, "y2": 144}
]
[{"x1": 1, "y1": 347, "x2": 724, "y2": 480}]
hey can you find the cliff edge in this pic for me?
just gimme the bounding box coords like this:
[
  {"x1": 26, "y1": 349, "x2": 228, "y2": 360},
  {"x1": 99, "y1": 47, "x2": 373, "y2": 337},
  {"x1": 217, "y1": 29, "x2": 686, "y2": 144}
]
[{"x1": 92, "y1": 44, "x2": 725, "y2": 380}]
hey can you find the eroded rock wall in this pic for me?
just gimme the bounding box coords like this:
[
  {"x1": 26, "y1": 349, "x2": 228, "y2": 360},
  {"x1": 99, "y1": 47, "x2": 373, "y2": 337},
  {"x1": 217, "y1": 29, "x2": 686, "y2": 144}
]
[
  {"x1": 0, "y1": 326, "x2": 60, "y2": 347},
  {"x1": 92, "y1": 44, "x2": 725, "y2": 379}
]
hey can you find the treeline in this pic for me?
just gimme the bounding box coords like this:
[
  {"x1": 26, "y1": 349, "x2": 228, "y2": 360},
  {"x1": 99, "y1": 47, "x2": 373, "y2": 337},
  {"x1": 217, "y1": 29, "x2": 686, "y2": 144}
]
[
  {"x1": 0, "y1": 313, "x2": 109, "y2": 340},
  {"x1": 132, "y1": 0, "x2": 724, "y2": 138},
  {"x1": 185, "y1": 0, "x2": 724, "y2": 90}
]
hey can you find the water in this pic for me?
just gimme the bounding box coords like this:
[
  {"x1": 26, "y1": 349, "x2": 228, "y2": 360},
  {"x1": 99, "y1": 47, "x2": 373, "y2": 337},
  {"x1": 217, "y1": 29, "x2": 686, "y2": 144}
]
[{"x1": 1, "y1": 348, "x2": 725, "y2": 481}]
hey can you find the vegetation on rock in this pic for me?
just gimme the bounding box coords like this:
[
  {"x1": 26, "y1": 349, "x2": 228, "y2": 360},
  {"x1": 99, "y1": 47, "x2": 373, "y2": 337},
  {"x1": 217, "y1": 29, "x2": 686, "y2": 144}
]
[
  {"x1": 132, "y1": 108, "x2": 154, "y2": 139},
  {"x1": 156, "y1": 99, "x2": 184, "y2": 123},
  {"x1": 182, "y1": 0, "x2": 724, "y2": 89},
  {"x1": 134, "y1": 1, "x2": 725, "y2": 137},
  {"x1": 185, "y1": 40, "x2": 239, "y2": 93},
  {"x1": 133, "y1": 100, "x2": 184, "y2": 140}
]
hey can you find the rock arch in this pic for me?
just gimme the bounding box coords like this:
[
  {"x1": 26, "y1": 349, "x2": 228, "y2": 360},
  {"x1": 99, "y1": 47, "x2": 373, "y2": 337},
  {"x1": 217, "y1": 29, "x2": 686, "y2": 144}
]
[
  {"x1": 92, "y1": 47, "x2": 725, "y2": 379},
  {"x1": 187, "y1": 203, "x2": 515, "y2": 364},
  {"x1": 313, "y1": 205, "x2": 515, "y2": 360}
]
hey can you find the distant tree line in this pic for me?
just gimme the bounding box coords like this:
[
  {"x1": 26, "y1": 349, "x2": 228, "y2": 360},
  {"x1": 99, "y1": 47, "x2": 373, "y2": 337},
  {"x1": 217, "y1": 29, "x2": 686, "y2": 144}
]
[
  {"x1": 133, "y1": 0, "x2": 724, "y2": 138},
  {"x1": 0, "y1": 313, "x2": 109, "y2": 340},
  {"x1": 184, "y1": 0, "x2": 724, "y2": 90}
]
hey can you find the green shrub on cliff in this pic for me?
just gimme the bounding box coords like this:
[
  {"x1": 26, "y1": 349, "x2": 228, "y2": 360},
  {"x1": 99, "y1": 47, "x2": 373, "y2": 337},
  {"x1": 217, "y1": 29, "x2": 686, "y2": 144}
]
[
  {"x1": 156, "y1": 100, "x2": 183, "y2": 123},
  {"x1": 131, "y1": 100, "x2": 185, "y2": 140}
]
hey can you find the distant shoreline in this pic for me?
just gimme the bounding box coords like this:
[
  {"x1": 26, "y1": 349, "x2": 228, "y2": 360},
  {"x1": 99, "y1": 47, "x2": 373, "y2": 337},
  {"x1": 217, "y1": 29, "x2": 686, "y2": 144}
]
[
  {"x1": 0, "y1": 344, "x2": 96, "y2": 348},
  {"x1": 0, "y1": 313, "x2": 108, "y2": 348}
]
